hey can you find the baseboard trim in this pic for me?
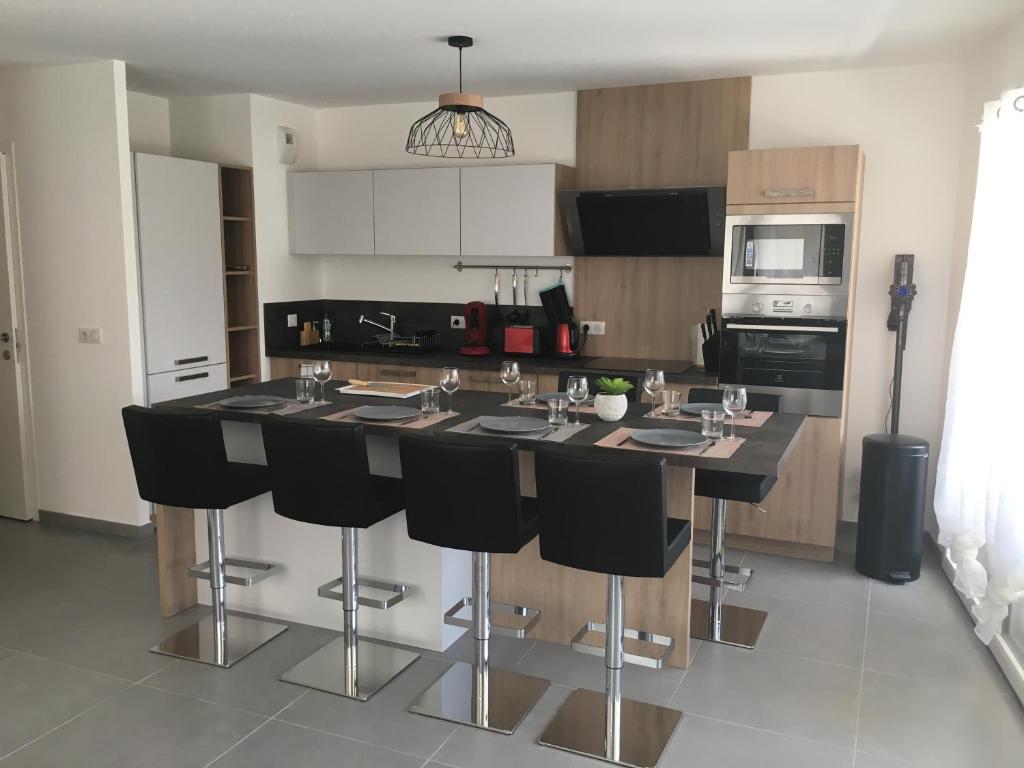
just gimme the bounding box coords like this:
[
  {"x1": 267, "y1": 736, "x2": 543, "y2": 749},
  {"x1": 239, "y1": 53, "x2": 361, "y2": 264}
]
[{"x1": 38, "y1": 509, "x2": 154, "y2": 539}]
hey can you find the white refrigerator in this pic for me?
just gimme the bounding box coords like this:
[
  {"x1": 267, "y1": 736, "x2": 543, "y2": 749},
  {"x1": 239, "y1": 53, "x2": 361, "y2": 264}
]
[{"x1": 134, "y1": 153, "x2": 228, "y2": 403}]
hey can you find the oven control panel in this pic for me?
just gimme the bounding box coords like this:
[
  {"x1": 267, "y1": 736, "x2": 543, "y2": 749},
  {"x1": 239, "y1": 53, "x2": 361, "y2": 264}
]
[{"x1": 726, "y1": 293, "x2": 848, "y2": 318}]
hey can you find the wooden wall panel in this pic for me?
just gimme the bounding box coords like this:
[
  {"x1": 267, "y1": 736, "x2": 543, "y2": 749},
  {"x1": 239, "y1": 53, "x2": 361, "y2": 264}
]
[{"x1": 572, "y1": 77, "x2": 751, "y2": 360}]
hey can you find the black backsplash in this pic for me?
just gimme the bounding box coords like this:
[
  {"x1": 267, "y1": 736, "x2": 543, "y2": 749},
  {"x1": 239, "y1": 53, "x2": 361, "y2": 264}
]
[{"x1": 264, "y1": 299, "x2": 560, "y2": 354}]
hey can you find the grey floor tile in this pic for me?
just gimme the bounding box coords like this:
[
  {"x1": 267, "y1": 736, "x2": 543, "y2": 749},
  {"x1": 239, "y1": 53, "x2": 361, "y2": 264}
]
[
  {"x1": 209, "y1": 719, "x2": 424, "y2": 768},
  {"x1": 513, "y1": 639, "x2": 684, "y2": 706},
  {"x1": 868, "y1": 555, "x2": 964, "y2": 623},
  {"x1": 742, "y1": 550, "x2": 870, "y2": 610},
  {"x1": 277, "y1": 655, "x2": 458, "y2": 758},
  {"x1": 672, "y1": 642, "x2": 861, "y2": 747},
  {"x1": 864, "y1": 609, "x2": 995, "y2": 684},
  {"x1": 434, "y1": 683, "x2": 577, "y2": 768},
  {"x1": 854, "y1": 752, "x2": 926, "y2": 767},
  {"x1": 1, "y1": 684, "x2": 265, "y2": 768},
  {"x1": 142, "y1": 623, "x2": 335, "y2": 716},
  {"x1": 0, "y1": 653, "x2": 129, "y2": 758},
  {"x1": 443, "y1": 629, "x2": 536, "y2": 668},
  {"x1": 858, "y1": 669, "x2": 1024, "y2": 768},
  {"x1": 727, "y1": 590, "x2": 867, "y2": 668},
  {"x1": 0, "y1": 645, "x2": 14, "y2": 661}
]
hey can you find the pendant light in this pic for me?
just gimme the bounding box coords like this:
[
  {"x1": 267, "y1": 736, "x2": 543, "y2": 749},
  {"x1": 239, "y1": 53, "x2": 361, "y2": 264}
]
[{"x1": 405, "y1": 36, "x2": 514, "y2": 159}]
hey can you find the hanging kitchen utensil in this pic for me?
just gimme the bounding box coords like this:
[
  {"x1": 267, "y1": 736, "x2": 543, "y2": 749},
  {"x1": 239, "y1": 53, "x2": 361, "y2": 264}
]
[
  {"x1": 494, "y1": 269, "x2": 500, "y2": 305},
  {"x1": 507, "y1": 268, "x2": 524, "y2": 324}
]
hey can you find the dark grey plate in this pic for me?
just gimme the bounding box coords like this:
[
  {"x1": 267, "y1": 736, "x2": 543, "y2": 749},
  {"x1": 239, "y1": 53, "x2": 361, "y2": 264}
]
[
  {"x1": 478, "y1": 416, "x2": 552, "y2": 434},
  {"x1": 351, "y1": 405, "x2": 421, "y2": 421},
  {"x1": 679, "y1": 403, "x2": 726, "y2": 416},
  {"x1": 630, "y1": 429, "x2": 708, "y2": 449},
  {"x1": 219, "y1": 395, "x2": 286, "y2": 410}
]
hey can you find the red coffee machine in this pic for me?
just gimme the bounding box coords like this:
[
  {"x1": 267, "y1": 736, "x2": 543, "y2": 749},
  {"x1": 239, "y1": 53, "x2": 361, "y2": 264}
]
[{"x1": 458, "y1": 301, "x2": 491, "y2": 355}]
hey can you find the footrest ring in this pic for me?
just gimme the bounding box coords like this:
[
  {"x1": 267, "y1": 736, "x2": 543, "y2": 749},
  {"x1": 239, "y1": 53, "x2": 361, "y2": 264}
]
[
  {"x1": 570, "y1": 620, "x2": 674, "y2": 669},
  {"x1": 317, "y1": 577, "x2": 410, "y2": 610},
  {"x1": 443, "y1": 597, "x2": 541, "y2": 639},
  {"x1": 692, "y1": 559, "x2": 753, "y2": 591},
  {"x1": 188, "y1": 557, "x2": 280, "y2": 587}
]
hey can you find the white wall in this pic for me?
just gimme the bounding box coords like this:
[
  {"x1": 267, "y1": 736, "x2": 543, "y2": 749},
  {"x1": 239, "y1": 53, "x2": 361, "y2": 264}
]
[
  {"x1": 315, "y1": 91, "x2": 577, "y2": 305},
  {"x1": 0, "y1": 60, "x2": 148, "y2": 527},
  {"x1": 126, "y1": 91, "x2": 171, "y2": 154},
  {"x1": 169, "y1": 93, "x2": 253, "y2": 166},
  {"x1": 749, "y1": 63, "x2": 966, "y2": 522}
]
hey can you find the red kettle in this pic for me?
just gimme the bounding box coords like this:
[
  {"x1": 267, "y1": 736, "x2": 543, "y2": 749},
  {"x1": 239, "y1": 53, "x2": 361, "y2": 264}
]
[{"x1": 554, "y1": 322, "x2": 579, "y2": 358}]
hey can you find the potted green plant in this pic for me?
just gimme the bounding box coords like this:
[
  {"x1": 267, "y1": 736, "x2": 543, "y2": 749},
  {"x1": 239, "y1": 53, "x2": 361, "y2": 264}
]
[{"x1": 593, "y1": 376, "x2": 633, "y2": 422}]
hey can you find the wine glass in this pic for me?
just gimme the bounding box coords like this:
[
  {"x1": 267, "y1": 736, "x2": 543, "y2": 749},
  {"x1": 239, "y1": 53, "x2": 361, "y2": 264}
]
[
  {"x1": 722, "y1": 385, "x2": 747, "y2": 441},
  {"x1": 643, "y1": 369, "x2": 665, "y2": 416},
  {"x1": 500, "y1": 360, "x2": 521, "y2": 405},
  {"x1": 440, "y1": 367, "x2": 461, "y2": 414},
  {"x1": 312, "y1": 360, "x2": 332, "y2": 404},
  {"x1": 566, "y1": 375, "x2": 589, "y2": 425}
]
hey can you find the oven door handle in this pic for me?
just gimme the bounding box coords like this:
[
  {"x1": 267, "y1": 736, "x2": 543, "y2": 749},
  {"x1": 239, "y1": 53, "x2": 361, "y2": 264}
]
[{"x1": 725, "y1": 323, "x2": 840, "y2": 333}]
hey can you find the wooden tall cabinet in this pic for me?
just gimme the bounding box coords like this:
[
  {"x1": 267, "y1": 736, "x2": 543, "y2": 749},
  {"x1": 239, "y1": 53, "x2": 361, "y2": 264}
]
[{"x1": 220, "y1": 166, "x2": 261, "y2": 387}]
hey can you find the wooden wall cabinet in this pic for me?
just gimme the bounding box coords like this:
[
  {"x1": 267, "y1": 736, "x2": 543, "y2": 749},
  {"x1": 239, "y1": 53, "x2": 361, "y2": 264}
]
[
  {"x1": 726, "y1": 145, "x2": 862, "y2": 208},
  {"x1": 373, "y1": 168, "x2": 461, "y2": 256},
  {"x1": 287, "y1": 171, "x2": 374, "y2": 255},
  {"x1": 460, "y1": 164, "x2": 573, "y2": 257}
]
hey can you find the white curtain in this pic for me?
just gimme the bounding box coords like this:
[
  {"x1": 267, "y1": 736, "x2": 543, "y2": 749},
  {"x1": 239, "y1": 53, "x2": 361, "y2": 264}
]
[{"x1": 936, "y1": 89, "x2": 1024, "y2": 644}]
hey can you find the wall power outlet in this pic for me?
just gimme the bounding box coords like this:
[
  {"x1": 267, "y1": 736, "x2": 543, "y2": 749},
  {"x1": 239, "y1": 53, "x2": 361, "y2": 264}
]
[
  {"x1": 77, "y1": 327, "x2": 103, "y2": 344},
  {"x1": 581, "y1": 320, "x2": 606, "y2": 336},
  {"x1": 450, "y1": 315, "x2": 465, "y2": 329},
  {"x1": 286, "y1": 313, "x2": 298, "y2": 328}
]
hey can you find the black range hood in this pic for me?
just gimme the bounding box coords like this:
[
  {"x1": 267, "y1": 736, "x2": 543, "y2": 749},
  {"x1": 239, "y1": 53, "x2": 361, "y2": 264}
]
[{"x1": 561, "y1": 186, "x2": 725, "y2": 257}]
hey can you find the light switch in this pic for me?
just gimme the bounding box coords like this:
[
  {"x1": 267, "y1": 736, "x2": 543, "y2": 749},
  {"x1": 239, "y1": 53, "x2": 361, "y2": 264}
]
[
  {"x1": 287, "y1": 314, "x2": 298, "y2": 328},
  {"x1": 77, "y1": 327, "x2": 103, "y2": 344}
]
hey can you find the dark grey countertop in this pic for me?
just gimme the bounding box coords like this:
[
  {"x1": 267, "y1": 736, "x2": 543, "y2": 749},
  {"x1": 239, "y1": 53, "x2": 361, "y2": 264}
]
[
  {"x1": 266, "y1": 346, "x2": 717, "y2": 385},
  {"x1": 160, "y1": 378, "x2": 805, "y2": 477}
]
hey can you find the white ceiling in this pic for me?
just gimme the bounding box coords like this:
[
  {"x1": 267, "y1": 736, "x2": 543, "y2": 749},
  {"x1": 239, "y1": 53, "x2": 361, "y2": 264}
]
[{"x1": 1, "y1": 0, "x2": 1021, "y2": 107}]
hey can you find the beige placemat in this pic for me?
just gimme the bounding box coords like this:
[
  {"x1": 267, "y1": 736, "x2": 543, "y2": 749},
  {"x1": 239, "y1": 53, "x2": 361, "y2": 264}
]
[
  {"x1": 447, "y1": 416, "x2": 589, "y2": 444},
  {"x1": 643, "y1": 410, "x2": 773, "y2": 428},
  {"x1": 595, "y1": 427, "x2": 745, "y2": 458},
  {"x1": 196, "y1": 399, "x2": 330, "y2": 416},
  {"x1": 321, "y1": 407, "x2": 458, "y2": 429}
]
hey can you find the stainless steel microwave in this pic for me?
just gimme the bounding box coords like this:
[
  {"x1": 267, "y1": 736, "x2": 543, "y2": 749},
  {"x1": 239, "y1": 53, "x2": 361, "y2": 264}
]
[{"x1": 723, "y1": 213, "x2": 854, "y2": 291}]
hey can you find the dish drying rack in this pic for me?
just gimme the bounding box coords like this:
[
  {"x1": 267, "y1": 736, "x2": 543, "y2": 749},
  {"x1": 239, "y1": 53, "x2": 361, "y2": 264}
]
[{"x1": 368, "y1": 329, "x2": 438, "y2": 352}]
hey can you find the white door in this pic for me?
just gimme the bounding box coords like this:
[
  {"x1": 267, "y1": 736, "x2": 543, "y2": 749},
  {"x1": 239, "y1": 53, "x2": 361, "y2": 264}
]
[
  {"x1": 0, "y1": 151, "x2": 35, "y2": 521},
  {"x1": 288, "y1": 171, "x2": 375, "y2": 255},
  {"x1": 460, "y1": 164, "x2": 557, "y2": 257},
  {"x1": 373, "y1": 168, "x2": 461, "y2": 256}
]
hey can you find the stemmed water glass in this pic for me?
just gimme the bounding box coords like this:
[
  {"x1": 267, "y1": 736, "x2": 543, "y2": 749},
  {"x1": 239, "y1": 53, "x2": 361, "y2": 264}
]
[
  {"x1": 722, "y1": 385, "x2": 747, "y2": 441},
  {"x1": 312, "y1": 360, "x2": 332, "y2": 404},
  {"x1": 643, "y1": 369, "x2": 665, "y2": 416},
  {"x1": 440, "y1": 367, "x2": 461, "y2": 414},
  {"x1": 500, "y1": 360, "x2": 520, "y2": 405},
  {"x1": 566, "y1": 375, "x2": 589, "y2": 425}
]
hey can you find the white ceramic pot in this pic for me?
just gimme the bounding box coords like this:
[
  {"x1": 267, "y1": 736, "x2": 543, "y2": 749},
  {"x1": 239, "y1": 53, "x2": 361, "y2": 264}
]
[{"x1": 594, "y1": 393, "x2": 628, "y2": 422}]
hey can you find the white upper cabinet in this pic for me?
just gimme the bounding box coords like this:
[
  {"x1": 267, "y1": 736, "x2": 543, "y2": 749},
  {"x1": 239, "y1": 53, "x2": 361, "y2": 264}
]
[
  {"x1": 288, "y1": 171, "x2": 374, "y2": 254},
  {"x1": 373, "y1": 168, "x2": 461, "y2": 256},
  {"x1": 460, "y1": 164, "x2": 559, "y2": 257}
]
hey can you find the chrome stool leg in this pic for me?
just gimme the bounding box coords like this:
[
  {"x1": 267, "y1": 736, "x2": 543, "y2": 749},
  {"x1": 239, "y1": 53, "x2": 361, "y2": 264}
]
[
  {"x1": 539, "y1": 575, "x2": 682, "y2": 767},
  {"x1": 281, "y1": 527, "x2": 419, "y2": 701},
  {"x1": 410, "y1": 552, "x2": 549, "y2": 734},
  {"x1": 690, "y1": 498, "x2": 767, "y2": 649},
  {"x1": 152, "y1": 509, "x2": 288, "y2": 668}
]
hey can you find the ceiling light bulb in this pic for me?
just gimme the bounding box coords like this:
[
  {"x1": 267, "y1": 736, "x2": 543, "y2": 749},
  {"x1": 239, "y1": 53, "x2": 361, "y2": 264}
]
[{"x1": 453, "y1": 113, "x2": 468, "y2": 140}]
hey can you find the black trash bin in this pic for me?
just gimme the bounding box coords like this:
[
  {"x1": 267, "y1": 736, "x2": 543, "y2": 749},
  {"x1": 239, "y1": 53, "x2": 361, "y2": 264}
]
[{"x1": 855, "y1": 433, "x2": 930, "y2": 583}]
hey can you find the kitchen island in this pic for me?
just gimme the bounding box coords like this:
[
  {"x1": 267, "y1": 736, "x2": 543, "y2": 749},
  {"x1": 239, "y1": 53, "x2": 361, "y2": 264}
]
[{"x1": 152, "y1": 378, "x2": 805, "y2": 668}]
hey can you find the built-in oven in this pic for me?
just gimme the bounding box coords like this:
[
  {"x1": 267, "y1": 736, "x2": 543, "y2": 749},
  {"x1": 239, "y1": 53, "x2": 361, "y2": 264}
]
[{"x1": 719, "y1": 315, "x2": 847, "y2": 417}]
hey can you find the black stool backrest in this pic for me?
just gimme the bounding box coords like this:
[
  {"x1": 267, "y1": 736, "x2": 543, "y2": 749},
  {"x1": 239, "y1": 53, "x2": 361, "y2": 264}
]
[
  {"x1": 688, "y1": 387, "x2": 781, "y2": 413},
  {"x1": 535, "y1": 448, "x2": 673, "y2": 578},
  {"x1": 557, "y1": 370, "x2": 641, "y2": 402},
  {"x1": 399, "y1": 433, "x2": 529, "y2": 554},
  {"x1": 122, "y1": 405, "x2": 231, "y2": 509},
  {"x1": 261, "y1": 417, "x2": 380, "y2": 528}
]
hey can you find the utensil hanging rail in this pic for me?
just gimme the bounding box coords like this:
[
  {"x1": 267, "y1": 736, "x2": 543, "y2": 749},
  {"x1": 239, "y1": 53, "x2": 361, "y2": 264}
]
[{"x1": 452, "y1": 261, "x2": 572, "y2": 274}]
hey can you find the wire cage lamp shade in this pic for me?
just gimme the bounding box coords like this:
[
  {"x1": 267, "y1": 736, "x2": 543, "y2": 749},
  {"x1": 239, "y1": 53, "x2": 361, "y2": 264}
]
[{"x1": 406, "y1": 36, "x2": 515, "y2": 159}]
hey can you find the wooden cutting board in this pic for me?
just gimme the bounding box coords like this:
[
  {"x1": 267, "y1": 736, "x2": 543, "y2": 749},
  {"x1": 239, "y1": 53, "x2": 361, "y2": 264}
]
[{"x1": 336, "y1": 381, "x2": 428, "y2": 398}]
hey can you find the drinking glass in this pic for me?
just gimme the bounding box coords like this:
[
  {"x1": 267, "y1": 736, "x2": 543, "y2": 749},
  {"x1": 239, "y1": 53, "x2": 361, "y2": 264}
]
[
  {"x1": 701, "y1": 409, "x2": 726, "y2": 440},
  {"x1": 547, "y1": 398, "x2": 569, "y2": 427},
  {"x1": 722, "y1": 385, "x2": 748, "y2": 441},
  {"x1": 420, "y1": 387, "x2": 440, "y2": 414},
  {"x1": 295, "y1": 378, "x2": 315, "y2": 405},
  {"x1": 519, "y1": 378, "x2": 537, "y2": 405},
  {"x1": 500, "y1": 360, "x2": 521, "y2": 404},
  {"x1": 643, "y1": 369, "x2": 665, "y2": 416},
  {"x1": 312, "y1": 360, "x2": 332, "y2": 404},
  {"x1": 661, "y1": 389, "x2": 682, "y2": 416},
  {"x1": 440, "y1": 367, "x2": 461, "y2": 414},
  {"x1": 566, "y1": 375, "x2": 589, "y2": 425}
]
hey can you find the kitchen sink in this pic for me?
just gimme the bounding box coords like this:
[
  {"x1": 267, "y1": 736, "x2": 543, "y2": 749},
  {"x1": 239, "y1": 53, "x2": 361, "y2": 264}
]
[{"x1": 306, "y1": 340, "x2": 435, "y2": 356}]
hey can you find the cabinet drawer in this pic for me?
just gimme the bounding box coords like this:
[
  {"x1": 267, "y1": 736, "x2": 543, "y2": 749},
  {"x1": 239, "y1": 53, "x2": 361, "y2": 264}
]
[
  {"x1": 358, "y1": 363, "x2": 440, "y2": 386},
  {"x1": 726, "y1": 146, "x2": 861, "y2": 206},
  {"x1": 462, "y1": 370, "x2": 539, "y2": 394},
  {"x1": 268, "y1": 357, "x2": 358, "y2": 383}
]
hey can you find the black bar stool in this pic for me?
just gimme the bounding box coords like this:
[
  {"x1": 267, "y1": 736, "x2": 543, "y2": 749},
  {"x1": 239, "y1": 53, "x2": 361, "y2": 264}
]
[
  {"x1": 122, "y1": 406, "x2": 288, "y2": 668},
  {"x1": 261, "y1": 417, "x2": 419, "y2": 701},
  {"x1": 687, "y1": 387, "x2": 781, "y2": 649},
  {"x1": 399, "y1": 432, "x2": 549, "y2": 735},
  {"x1": 534, "y1": 449, "x2": 690, "y2": 768}
]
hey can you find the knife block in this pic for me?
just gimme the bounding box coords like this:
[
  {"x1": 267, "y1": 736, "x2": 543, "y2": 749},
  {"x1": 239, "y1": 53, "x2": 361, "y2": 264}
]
[
  {"x1": 701, "y1": 335, "x2": 720, "y2": 376},
  {"x1": 299, "y1": 322, "x2": 320, "y2": 347}
]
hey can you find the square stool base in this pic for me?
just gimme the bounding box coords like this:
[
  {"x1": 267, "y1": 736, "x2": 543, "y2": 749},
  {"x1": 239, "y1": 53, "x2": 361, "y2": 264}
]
[
  {"x1": 280, "y1": 637, "x2": 420, "y2": 702},
  {"x1": 151, "y1": 614, "x2": 288, "y2": 669},
  {"x1": 410, "y1": 661, "x2": 549, "y2": 735},
  {"x1": 538, "y1": 687, "x2": 682, "y2": 768},
  {"x1": 689, "y1": 598, "x2": 768, "y2": 649}
]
